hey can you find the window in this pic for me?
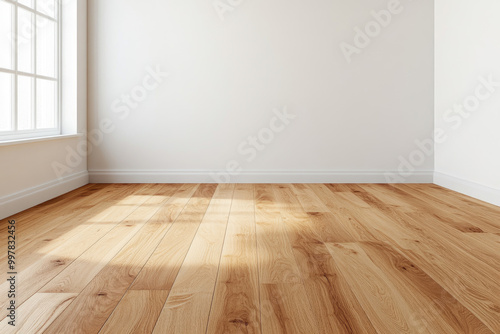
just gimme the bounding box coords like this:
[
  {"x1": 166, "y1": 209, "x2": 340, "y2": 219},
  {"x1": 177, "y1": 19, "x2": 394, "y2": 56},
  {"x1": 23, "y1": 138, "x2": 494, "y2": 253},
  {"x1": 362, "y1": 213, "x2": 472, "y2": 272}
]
[{"x1": 0, "y1": 0, "x2": 61, "y2": 141}]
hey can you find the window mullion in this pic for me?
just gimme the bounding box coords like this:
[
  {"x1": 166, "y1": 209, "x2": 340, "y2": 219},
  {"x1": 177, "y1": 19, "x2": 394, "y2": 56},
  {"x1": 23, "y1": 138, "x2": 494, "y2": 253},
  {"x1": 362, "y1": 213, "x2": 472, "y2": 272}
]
[
  {"x1": 1, "y1": 0, "x2": 62, "y2": 140},
  {"x1": 4, "y1": 0, "x2": 57, "y2": 23},
  {"x1": 0, "y1": 68, "x2": 57, "y2": 81}
]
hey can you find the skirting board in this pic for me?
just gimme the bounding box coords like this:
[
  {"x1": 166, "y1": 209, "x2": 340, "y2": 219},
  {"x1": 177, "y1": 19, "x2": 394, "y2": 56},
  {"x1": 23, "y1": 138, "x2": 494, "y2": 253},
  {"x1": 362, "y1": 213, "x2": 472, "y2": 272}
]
[
  {"x1": 434, "y1": 172, "x2": 500, "y2": 207},
  {"x1": 0, "y1": 171, "x2": 89, "y2": 220},
  {"x1": 88, "y1": 170, "x2": 433, "y2": 184}
]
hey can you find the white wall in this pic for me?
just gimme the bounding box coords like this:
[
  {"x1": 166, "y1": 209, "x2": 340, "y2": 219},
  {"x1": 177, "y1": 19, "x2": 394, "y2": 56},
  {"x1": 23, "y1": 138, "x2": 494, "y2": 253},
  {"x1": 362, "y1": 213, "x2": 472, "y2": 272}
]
[
  {"x1": 0, "y1": 0, "x2": 88, "y2": 219},
  {"x1": 88, "y1": 0, "x2": 434, "y2": 183},
  {"x1": 435, "y1": 0, "x2": 500, "y2": 206}
]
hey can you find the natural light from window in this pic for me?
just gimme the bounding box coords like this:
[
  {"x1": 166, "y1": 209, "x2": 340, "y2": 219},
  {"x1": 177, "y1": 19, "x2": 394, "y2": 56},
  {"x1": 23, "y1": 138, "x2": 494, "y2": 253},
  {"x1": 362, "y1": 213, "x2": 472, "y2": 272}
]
[{"x1": 0, "y1": 0, "x2": 60, "y2": 141}]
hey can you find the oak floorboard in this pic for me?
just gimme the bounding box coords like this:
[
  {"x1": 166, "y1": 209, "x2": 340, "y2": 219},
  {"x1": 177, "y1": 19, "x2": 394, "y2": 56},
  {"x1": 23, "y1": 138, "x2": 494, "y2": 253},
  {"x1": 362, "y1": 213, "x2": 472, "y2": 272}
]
[
  {"x1": 405, "y1": 211, "x2": 500, "y2": 272},
  {"x1": 151, "y1": 184, "x2": 234, "y2": 334},
  {"x1": 360, "y1": 241, "x2": 492, "y2": 333},
  {"x1": 393, "y1": 184, "x2": 500, "y2": 233},
  {"x1": 344, "y1": 207, "x2": 500, "y2": 332},
  {"x1": 42, "y1": 184, "x2": 212, "y2": 334},
  {"x1": 0, "y1": 184, "x2": 155, "y2": 318},
  {"x1": 2, "y1": 183, "x2": 498, "y2": 332},
  {"x1": 270, "y1": 184, "x2": 377, "y2": 333},
  {"x1": 255, "y1": 185, "x2": 302, "y2": 284},
  {"x1": 465, "y1": 232, "x2": 500, "y2": 248},
  {"x1": 412, "y1": 184, "x2": 500, "y2": 225},
  {"x1": 206, "y1": 184, "x2": 261, "y2": 334},
  {"x1": 0, "y1": 184, "x2": 138, "y2": 268},
  {"x1": 99, "y1": 290, "x2": 170, "y2": 334},
  {"x1": 326, "y1": 243, "x2": 416, "y2": 333},
  {"x1": 309, "y1": 184, "x2": 388, "y2": 243},
  {"x1": 41, "y1": 184, "x2": 182, "y2": 293},
  {"x1": 0, "y1": 293, "x2": 77, "y2": 334},
  {"x1": 130, "y1": 184, "x2": 218, "y2": 290},
  {"x1": 350, "y1": 186, "x2": 500, "y2": 272},
  {"x1": 357, "y1": 185, "x2": 483, "y2": 233},
  {"x1": 260, "y1": 283, "x2": 320, "y2": 334},
  {"x1": 290, "y1": 184, "x2": 330, "y2": 213},
  {"x1": 281, "y1": 213, "x2": 377, "y2": 333},
  {"x1": 306, "y1": 211, "x2": 357, "y2": 243},
  {"x1": 359, "y1": 184, "x2": 419, "y2": 210}
]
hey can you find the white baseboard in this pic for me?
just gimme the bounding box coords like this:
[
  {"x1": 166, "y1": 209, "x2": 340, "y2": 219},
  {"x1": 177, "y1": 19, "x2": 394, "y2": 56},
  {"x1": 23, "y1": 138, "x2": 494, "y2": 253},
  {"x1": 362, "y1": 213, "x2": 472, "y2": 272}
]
[
  {"x1": 0, "y1": 171, "x2": 89, "y2": 219},
  {"x1": 434, "y1": 172, "x2": 500, "y2": 207},
  {"x1": 88, "y1": 170, "x2": 433, "y2": 184},
  {"x1": 7, "y1": 170, "x2": 496, "y2": 219}
]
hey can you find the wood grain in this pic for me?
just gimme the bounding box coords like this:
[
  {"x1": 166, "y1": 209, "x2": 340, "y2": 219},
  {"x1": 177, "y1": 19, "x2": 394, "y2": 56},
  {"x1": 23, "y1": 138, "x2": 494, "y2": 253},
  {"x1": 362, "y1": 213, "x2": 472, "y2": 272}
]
[
  {"x1": 260, "y1": 283, "x2": 320, "y2": 334},
  {"x1": 151, "y1": 184, "x2": 234, "y2": 334},
  {"x1": 100, "y1": 290, "x2": 170, "y2": 334},
  {"x1": 41, "y1": 184, "x2": 181, "y2": 293},
  {"x1": 0, "y1": 184, "x2": 141, "y2": 272},
  {"x1": 282, "y1": 214, "x2": 377, "y2": 333},
  {"x1": 360, "y1": 241, "x2": 492, "y2": 333},
  {"x1": 43, "y1": 184, "x2": 209, "y2": 333},
  {"x1": 0, "y1": 184, "x2": 155, "y2": 317},
  {"x1": 255, "y1": 185, "x2": 302, "y2": 284},
  {"x1": 325, "y1": 243, "x2": 415, "y2": 333},
  {"x1": 0, "y1": 293, "x2": 76, "y2": 333},
  {"x1": 130, "y1": 184, "x2": 218, "y2": 290},
  {"x1": 1, "y1": 183, "x2": 498, "y2": 333},
  {"x1": 291, "y1": 183, "x2": 330, "y2": 212},
  {"x1": 206, "y1": 184, "x2": 261, "y2": 334}
]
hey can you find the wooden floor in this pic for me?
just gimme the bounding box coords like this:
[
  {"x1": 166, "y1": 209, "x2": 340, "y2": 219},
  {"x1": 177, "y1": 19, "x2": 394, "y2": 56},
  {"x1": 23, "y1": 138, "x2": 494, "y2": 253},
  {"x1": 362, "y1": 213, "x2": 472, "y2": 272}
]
[{"x1": 1, "y1": 184, "x2": 500, "y2": 333}]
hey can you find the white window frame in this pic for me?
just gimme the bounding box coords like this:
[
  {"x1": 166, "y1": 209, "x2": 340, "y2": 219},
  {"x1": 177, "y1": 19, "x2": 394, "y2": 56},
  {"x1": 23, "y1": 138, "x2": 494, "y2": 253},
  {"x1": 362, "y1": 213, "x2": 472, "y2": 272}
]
[{"x1": 0, "y1": 0, "x2": 62, "y2": 141}]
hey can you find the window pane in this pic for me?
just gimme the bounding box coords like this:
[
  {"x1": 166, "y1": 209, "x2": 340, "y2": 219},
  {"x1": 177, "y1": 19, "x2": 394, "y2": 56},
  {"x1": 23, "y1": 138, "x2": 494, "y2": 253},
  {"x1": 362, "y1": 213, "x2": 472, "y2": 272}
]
[
  {"x1": 0, "y1": 72, "x2": 13, "y2": 132},
  {"x1": 0, "y1": 1, "x2": 13, "y2": 70},
  {"x1": 18, "y1": 76, "x2": 34, "y2": 130},
  {"x1": 36, "y1": 79, "x2": 57, "y2": 129},
  {"x1": 19, "y1": 0, "x2": 35, "y2": 9},
  {"x1": 36, "y1": 16, "x2": 56, "y2": 78},
  {"x1": 37, "y1": 0, "x2": 56, "y2": 19},
  {"x1": 18, "y1": 8, "x2": 35, "y2": 74}
]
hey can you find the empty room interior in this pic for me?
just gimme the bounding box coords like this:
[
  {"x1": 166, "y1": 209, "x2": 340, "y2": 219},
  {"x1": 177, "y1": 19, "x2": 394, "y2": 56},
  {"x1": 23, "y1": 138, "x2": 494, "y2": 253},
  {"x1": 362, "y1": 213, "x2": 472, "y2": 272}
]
[{"x1": 1, "y1": 0, "x2": 500, "y2": 333}]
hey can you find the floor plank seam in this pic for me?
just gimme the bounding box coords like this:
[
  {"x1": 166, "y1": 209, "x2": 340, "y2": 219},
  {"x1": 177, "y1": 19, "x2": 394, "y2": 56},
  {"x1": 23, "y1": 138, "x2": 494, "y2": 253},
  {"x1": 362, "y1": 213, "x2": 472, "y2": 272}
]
[
  {"x1": 10, "y1": 188, "x2": 160, "y2": 325},
  {"x1": 110, "y1": 185, "x2": 200, "y2": 334},
  {"x1": 5, "y1": 183, "x2": 500, "y2": 333},
  {"x1": 94, "y1": 185, "x2": 188, "y2": 333},
  {"x1": 139, "y1": 184, "x2": 222, "y2": 333},
  {"x1": 203, "y1": 185, "x2": 236, "y2": 334},
  {"x1": 252, "y1": 185, "x2": 265, "y2": 334}
]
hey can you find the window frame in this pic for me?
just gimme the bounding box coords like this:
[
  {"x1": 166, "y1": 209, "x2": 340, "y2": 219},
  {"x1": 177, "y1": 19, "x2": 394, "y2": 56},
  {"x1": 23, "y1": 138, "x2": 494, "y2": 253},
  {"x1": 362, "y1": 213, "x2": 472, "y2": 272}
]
[{"x1": 0, "y1": 0, "x2": 62, "y2": 141}]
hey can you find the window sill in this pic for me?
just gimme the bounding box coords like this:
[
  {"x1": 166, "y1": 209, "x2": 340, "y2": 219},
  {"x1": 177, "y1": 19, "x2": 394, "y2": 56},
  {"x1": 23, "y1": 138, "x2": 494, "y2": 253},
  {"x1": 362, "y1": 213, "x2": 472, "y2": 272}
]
[{"x1": 0, "y1": 133, "x2": 84, "y2": 147}]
